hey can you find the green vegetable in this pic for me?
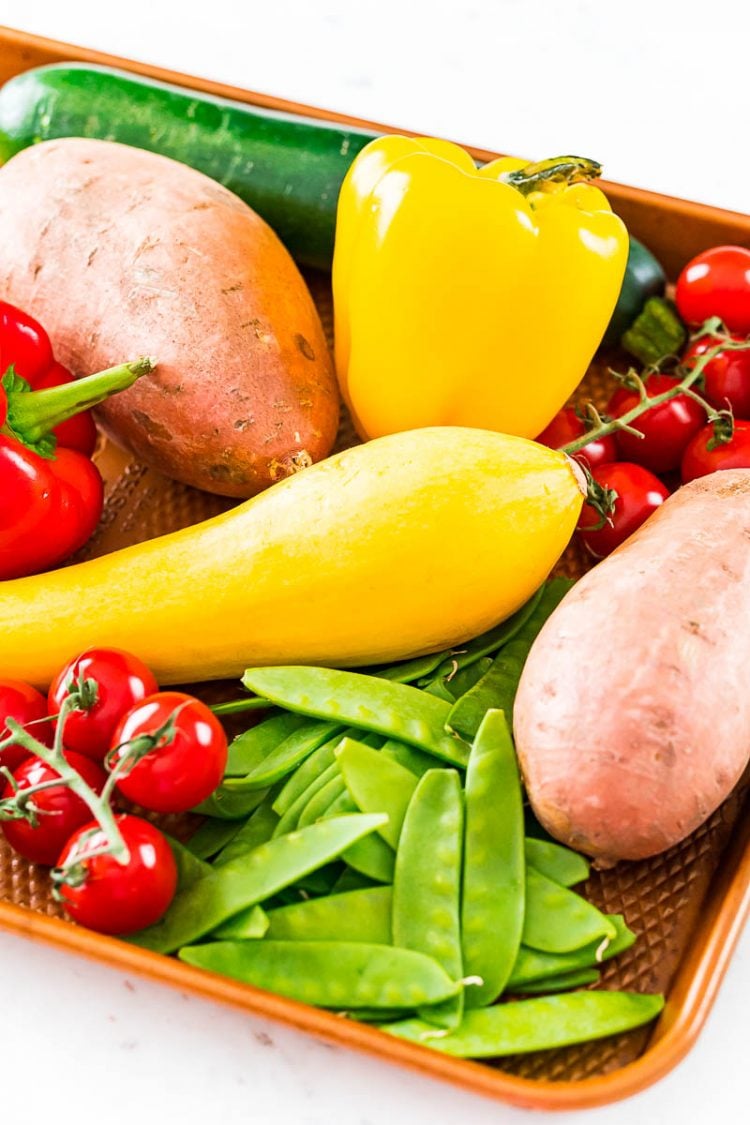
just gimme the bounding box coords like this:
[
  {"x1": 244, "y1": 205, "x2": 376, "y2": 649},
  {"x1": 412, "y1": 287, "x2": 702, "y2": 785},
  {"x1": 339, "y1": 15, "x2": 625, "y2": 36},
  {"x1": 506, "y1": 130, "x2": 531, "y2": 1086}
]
[
  {"x1": 263, "y1": 886, "x2": 393, "y2": 944},
  {"x1": 603, "y1": 236, "x2": 667, "y2": 346},
  {"x1": 393, "y1": 769, "x2": 465, "y2": 1029},
  {"x1": 336, "y1": 738, "x2": 418, "y2": 847},
  {"x1": 0, "y1": 63, "x2": 378, "y2": 270},
  {"x1": 179, "y1": 941, "x2": 461, "y2": 1010},
  {"x1": 621, "y1": 295, "x2": 687, "y2": 366},
  {"x1": 381, "y1": 991, "x2": 665, "y2": 1057},
  {"x1": 523, "y1": 868, "x2": 616, "y2": 953},
  {"x1": 461, "y1": 711, "x2": 525, "y2": 1008}
]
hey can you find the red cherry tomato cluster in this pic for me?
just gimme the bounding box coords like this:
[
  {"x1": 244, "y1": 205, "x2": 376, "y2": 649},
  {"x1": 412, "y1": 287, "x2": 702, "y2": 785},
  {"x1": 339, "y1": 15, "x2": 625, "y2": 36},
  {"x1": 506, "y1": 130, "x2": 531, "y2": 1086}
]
[
  {"x1": 537, "y1": 246, "x2": 750, "y2": 558},
  {"x1": 0, "y1": 647, "x2": 228, "y2": 935}
]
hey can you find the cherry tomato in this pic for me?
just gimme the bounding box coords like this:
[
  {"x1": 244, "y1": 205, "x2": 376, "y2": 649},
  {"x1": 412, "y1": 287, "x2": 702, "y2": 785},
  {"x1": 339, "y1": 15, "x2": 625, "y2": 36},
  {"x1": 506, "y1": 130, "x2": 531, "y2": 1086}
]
[
  {"x1": 110, "y1": 691, "x2": 227, "y2": 813},
  {"x1": 49, "y1": 649, "x2": 159, "y2": 761},
  {"x1": 1, "y1": 752, "x2": 106, "y2": 865},
  {"x1": 56, "y1": 814, "x2": 177, "y2": 935},
  {"x1": 578, "y1": 462, "x2": 670, "y2": 559},
  {"x1": 607, "y1": 373, "x2": 706, "y2": 473},
  {"x1": 675, "y1": 246, "x2": 750, "y2": 335},
  {"x1": 681, "y1": 420, "x2": 750, "y2": 483},
  {"x1": 32, "y1": 363, "x2": 98, "y2": 456},
  {"x1": 682, "y1": 335, "x2": 750, "y2": 420},
  {"x1": 0, "y1": 680, "x2": 52, "y2": 772},
  {"x1": 535, "y1": 407, "x2": 617, "y2": 471}
]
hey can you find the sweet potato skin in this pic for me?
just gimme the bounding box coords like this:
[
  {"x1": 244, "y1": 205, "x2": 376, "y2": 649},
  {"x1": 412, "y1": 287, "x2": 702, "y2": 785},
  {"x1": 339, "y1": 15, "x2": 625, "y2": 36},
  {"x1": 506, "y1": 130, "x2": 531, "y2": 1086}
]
[
  {"x1": 514, "y1": 470, "x2": 750, "y2": 864},
  {"x1": 0, "y1": 138, "x2": 338, "y2": 497}
]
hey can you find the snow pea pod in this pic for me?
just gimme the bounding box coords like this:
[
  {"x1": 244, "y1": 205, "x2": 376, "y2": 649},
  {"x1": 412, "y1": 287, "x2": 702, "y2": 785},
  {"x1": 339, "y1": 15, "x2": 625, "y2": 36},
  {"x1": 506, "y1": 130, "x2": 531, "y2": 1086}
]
[
  {"x1": 372, "y1": 652, "x2": 447, "y2": 683},
  {"x1": 323, "y1": 790, "x2": 358, "y2": 818},
  {"x1": 210, "y1": 904, "x2": 270, "y2": 940},
  {"x1": 343, "y1": 831, "x2": 395, "y2": 883},
  {"x1": 337, "y1": 739, "x2": 418, "y2": 848},
  {"x1": 242, "y1": 667, "x2": 469, "y2": 767},
  {"x1": 507, "y1": 914, "x2": 635, "y2": 990},
  {"x1": 446, "y1": 581, "x2": 572, "y2": 740},
  {"x1": 213, "y1": 800, "x2": 279, "y2": 866},
  {"x1": 438, "y1": 657, "x2": 493, "y2": 698},
  {"x1": 524, "y1": 838, "x2": 590, "y2": 887},
  {"x1": 225, "y1": 712, "x2": 308, "y2": 776},
  {"x1": 513, "y1": 968, "x2": 600, "y2": 994},
  {"x1": 297, "y1": 773, "x2": 346, "y2": 828},
  {"x1": 274, "y1": 761, "x2": 341, "y2": 837},
  {"x1": 128, "y1": 813, "x2": 386, "y2": 954},
  {"x1": 426, "y1": 583, "x2": 548, "y2": 683},
  {"x1": 179, "y1": 941, "x2": 461, "y2": 1010},
  {"x1": 224, "y1": 721, "x2": 343, "y2": 791},
  {"x1": 461, "y1": 710, "x2": 524, "y2": 1009},
  {"x1": 194, "y1": 783, "x2": 271, "y2": 820},
  {"x1": 380, "y1": 991, "x2": 665, "y2": 1057},
  {"x1": 186, "y1": 816, "x2": 246, "y2": 860},
  {"x1": 272, "y1": 732, "x2": 351, "y2": 815},
  {"x1": 523, "y1": 867, "x2": 616, "y2": 953},
  {"x1": 393, "y1": 769, "x2": 464, "y2": 1029},
  {"x1": 263, "y1": 886, "x2": 392, "y2": 943},
  {"x1": 380, "y1": 740, "x2": 435, "y2": 778}
]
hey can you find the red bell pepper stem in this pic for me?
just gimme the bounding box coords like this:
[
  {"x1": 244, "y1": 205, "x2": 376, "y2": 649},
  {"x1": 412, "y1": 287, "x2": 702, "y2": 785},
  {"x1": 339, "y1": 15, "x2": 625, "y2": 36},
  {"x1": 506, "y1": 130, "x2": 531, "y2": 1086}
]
[{"x1": 5, "y1": 355, "x2": 156, "y2": 445}]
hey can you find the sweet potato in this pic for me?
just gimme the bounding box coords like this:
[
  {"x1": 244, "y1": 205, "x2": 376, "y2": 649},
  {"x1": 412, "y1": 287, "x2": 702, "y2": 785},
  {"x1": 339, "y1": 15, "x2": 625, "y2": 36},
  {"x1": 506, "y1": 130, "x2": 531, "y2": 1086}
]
[
  {"x1": 0, "y1": 138, "x2": 338, "y2": 497},
  {"x1": 513, "y1": 470, "x2": 750, "y2": 864}
]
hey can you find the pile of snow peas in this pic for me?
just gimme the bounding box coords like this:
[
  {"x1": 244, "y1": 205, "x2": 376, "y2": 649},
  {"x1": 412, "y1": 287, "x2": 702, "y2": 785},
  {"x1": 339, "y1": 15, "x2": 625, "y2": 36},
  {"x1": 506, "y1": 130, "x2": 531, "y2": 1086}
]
[{"x1": 128, "y1": 579, "x2": 664, "y2": 1058}]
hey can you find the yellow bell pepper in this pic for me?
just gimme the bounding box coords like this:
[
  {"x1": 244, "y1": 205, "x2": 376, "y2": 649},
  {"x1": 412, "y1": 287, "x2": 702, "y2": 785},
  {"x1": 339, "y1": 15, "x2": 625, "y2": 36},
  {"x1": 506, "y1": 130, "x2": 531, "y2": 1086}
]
[{"x1": 333, "y1": 138, "x2": 628, "y2": 440}]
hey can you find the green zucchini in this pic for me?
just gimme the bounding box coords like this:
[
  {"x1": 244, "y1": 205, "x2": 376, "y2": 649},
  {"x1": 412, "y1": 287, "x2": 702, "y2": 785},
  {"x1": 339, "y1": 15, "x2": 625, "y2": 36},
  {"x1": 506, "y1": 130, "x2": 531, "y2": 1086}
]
[
  {"x1": 0, "y1": 63, "x2": 379, "y2": 270},
  {"x1": 603, "y1": 236, "x2": 667, "y2": 347}
]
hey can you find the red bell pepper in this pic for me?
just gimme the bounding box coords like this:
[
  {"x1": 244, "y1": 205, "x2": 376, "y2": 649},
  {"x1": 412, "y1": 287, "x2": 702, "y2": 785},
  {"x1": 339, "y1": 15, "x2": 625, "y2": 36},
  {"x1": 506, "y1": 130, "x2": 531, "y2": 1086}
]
[
  {"x1": 0, "y1": 301, "x2": 96, "y2": 454},
  {"x1": 0, "y1": 353, "x2": 155, "y2": 581}
]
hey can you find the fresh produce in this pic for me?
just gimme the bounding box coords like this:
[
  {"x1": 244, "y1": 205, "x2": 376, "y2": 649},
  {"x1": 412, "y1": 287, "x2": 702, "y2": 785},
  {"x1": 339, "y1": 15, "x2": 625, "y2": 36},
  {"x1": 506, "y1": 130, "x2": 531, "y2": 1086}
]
[
  {"x1": 0, "y1": 427, "x2": 585, "y2": 686},
  {"x1": 57, "y1": 815, "x2": 178, "y2": 935},
  {"x1": 602, "y1": 237, "x2": 666, "y2": 347},
  {"x1": 619, "y1": 296, "x2": 686, "y2": 366},
  {"x1": 576, "y1": 462, "x2": 669, "y2": 559},
  {"x1": 0, "y1": 63, "x2": 378, "y2": 271},
  {"x1": 681, "y1": 420, "x2": 750, "y2": 482},
  {"x1": 0, "y1": 300, "x2": 96, "y2": 453},
  {"x1": 133, "y1": 647, "x2": 662, "y2": 1055},
  {"x1": 535, "y1": 407, "x2": 617, "y2": 471},
  {"x1": 334, "y1": 142, "x2": 627, "y2": 440},
  {"x1": 676, "y1": 245, "x2": 750, "y2": 334},
  {"x1": 110, "y1": 691, "x2": 228, "y2": 813},
  {"x1": 1, "y1": 353, "x2": 153, "y2": 580},
  {"x1": 684, "y1": 333, "x2": 750, "y2": 419},
  {"x1": 514, "y1": 470, "x2": 750, "y2": 862},
  {"x1": 607, "y1": 373, "x2": 705, "y2": 473},
  {"x1": 0, "y1": 680, "x2": 50, "y2": 770},
  {"x1": 0, "y1": 137, "x2": 339, "y2": 498},
  {"x1": 1, "y1": 751, "x2": 106, "y2": 865},
  {"x1": 381, "y1": 992, "x2": 664, "y2": 1057},
  {"x1": 48, "y1": 647, "x2": 159, "y2": 760}
]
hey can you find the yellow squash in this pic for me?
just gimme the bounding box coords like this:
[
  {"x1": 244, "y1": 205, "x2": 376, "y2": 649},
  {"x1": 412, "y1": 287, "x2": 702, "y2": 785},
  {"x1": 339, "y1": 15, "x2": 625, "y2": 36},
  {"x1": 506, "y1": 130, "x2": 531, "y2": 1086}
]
[{"x1": 0, "y1": 428, "x2": 585, "y2": 687}]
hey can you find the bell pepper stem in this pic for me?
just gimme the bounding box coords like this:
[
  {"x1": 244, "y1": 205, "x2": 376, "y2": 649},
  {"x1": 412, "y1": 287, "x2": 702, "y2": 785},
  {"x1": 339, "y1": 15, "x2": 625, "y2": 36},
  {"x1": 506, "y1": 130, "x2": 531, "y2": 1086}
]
[
  {"x1": 501, "y1": 156, "x2": 602, "y2": 196},
  {"x1": 6, "y1": 355, "x2": 157, "y2": 444}
]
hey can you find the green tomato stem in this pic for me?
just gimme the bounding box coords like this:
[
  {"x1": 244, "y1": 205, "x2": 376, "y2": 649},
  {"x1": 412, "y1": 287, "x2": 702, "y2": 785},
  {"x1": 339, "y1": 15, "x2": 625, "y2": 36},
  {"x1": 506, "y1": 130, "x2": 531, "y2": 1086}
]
[{"x1": 562, "y1": 335, "x2": 750, "y2": 457}]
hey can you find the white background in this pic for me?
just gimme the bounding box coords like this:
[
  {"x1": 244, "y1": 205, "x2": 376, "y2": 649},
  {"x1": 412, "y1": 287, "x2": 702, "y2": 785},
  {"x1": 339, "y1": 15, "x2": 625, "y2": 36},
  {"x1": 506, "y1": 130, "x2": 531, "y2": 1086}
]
[{"x1": 0, "y1": 2, "x2": 748, "y2": 1122}]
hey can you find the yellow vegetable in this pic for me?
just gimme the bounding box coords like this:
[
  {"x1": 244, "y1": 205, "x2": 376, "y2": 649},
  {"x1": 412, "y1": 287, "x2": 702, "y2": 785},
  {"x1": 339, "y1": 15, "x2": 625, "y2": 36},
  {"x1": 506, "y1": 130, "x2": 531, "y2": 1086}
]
[
  {"x1": 333, "y1": 140, "x2": 628, "y2": 441},
  {"x1": 0, "y1": 428, "x2": 585, "y2": 687}
]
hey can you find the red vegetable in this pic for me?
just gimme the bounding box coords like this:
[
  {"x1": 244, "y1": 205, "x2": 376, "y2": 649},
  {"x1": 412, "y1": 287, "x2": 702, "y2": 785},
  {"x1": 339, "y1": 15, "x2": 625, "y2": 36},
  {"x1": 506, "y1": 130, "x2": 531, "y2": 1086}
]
[
  {"x1": 0, "y1": 354, "x2": 152, "y2": 579},
  {"x1": 578, "y1": 462, "x2": 670, "y2": 559},
  {"x1": 675, "y1": 246, "x2": 750, "y2": 335},
  {"x1": 681, "y1": 420, "x2": 750, "y2": 482},
  {"x1": 1, "y1": 751, "x2": 106, "y2": 866},
  {"x1": 48, "y1": 648, "x2": 159, "y2": 761},
  {"x1": 607, "y1": 373, "x2": 706, "y2": 473},
  {"x1": 535, "y1": 407, "x2": 617, "y2": 471},
  {"x1": 56, "y1": 814, "x2": 178, "y2": 935},
  {"x1": 683, "y1": 334, "x2": 750, "y2": 420},
  {"x1": 0, "y1": 301, "x2": 54, "y2": 383},
  {"x1": 0, "y1": 679, "x2": 51, "y2": 772},
  {"x1": 110, "y1": 691, "x2": 227, "y2": 813}
]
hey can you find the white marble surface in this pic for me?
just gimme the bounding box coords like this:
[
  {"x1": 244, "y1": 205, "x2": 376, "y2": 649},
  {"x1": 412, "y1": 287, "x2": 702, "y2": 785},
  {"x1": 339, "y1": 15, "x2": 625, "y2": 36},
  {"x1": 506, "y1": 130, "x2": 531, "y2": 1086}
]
[{"x1": 0, "y1": 1, "x2": 748, "y2": 1120}]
